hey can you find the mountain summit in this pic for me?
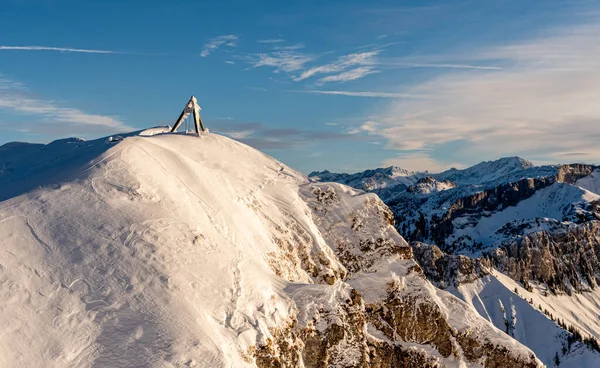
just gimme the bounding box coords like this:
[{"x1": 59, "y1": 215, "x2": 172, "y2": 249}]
[{"x1": 0, "y1": 131, "x2": 541, "y2": 367}]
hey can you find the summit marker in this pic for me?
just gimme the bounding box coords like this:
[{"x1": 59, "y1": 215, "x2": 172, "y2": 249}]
[{"x1": 171, "y1": 95, "x2": 205, "y2": 137}]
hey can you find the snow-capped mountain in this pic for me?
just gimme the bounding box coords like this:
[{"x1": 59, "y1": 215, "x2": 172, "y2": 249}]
[
  {"x1": 311, "y1": 157, "x2": 600, "y2": 367},
  {"x1": 311, "y1": 158, "x2": 599, "y2": 254},
  {"x1": 309, "y1": 166, "x2": 423, "y2": 200},
  {"x1": 0, "y1": 131, "x2": 543, "y2": 368},
  {"x1": 435, "y1": 157, "x2": 539, "y2": 186},
  {"x1": 577, "y1": 169, "x2": 600, "y2": 194}
]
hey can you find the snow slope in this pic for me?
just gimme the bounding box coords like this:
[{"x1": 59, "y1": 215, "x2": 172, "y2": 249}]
[
  {"x1": 577, "y1": 169, "x2": 600, "y2": 195},
  {"x1": 0, "y1": 133, "x2": 308, "y2": 367},
  {"x1": 453, "y1": 272, "x2": 600, "y2": 367},
  {"x1": 0, "y1": 132, "x2": 542, "y2": 367},
  {"x1": 449, "y1": 182, "x2": 600, "y2": 252}
]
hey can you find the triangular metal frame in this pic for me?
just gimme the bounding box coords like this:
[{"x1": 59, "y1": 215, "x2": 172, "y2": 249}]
[{"x1": 171, "y1": 95, "x2": 205, "y2": 137}]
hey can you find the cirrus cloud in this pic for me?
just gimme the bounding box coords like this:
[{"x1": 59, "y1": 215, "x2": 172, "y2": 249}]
[
  {"x1": 0, "y1": 76, "x2": 133, "y2": 139},
  {"x1": 367, "y1": 22, "x2": 600, "y2": 170},
  {"x1": 201, "y1": 35, "x2": 238, "y2": 57}
]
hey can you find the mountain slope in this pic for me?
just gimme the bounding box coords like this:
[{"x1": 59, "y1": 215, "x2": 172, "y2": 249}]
[
  {"x1": 0, "y1": 132, "x2": 541, "y2": 367},
  {"x1": 453, "y1": 272, "x2": 600, "y2": 367},
  {"x1": 447, "y1": 182, "x2": 600, "y2": 253},
  {"x1": 577, "y1": 169, "x2": 600, "y2": 195},
  {"x1": 312, "y1": 158, "x2": 600, "y2": 367}
]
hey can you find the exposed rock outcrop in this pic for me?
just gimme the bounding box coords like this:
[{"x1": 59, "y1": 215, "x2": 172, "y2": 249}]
[
  {"x1": 557, "y1": 164, "x2": 598, "y2": 184},
  {"x1": 488, "y1": 221, "x2": 600, "y2": 294},
  {"x1": 254, "y1": 183, "x2": 542, "y2": 367},
  {"x1": 411, "y1": 242, "x2": 491, "y2": 288}
]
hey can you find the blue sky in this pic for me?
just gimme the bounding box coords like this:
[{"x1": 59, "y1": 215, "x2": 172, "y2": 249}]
[{"x1": 1, "y1": 0, "x2": 599, "y2": 173}]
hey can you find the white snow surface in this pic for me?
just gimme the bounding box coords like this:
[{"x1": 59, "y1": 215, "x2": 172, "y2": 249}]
[
  {"x1": 449, "y1": 182, "x2": 600, "y2": 252},
  {"x1": 139, "y1": 126, "x2": 172, "y2": 136},
  {"x1": 577, "y1": 169, "x2": 600, "y2": 195},
  {"x1": 453, "y1": 272, "x2": 600, "y2": 367},
  {"x1": 0, "y1": 133, "x2": 315, "y2": 367},
  {"x1": 0, "y1": 133, "x2": 543, "y2": 367}
]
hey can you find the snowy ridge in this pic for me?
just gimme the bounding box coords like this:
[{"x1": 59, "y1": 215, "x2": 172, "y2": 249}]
[
  {"x1": 309, "y1": 157, "x2": 555, "y2": 200},
  {"x1": 577, "y1": 169, "x2": 600, "y2": 195},
  {"x1": 0, "y1": 132, "x2": 542, "y2": 367},
  {"x1": 436, "y1": 157, "x2": 538, "y2": 186},
  {"x1": 309, "y1": 166, "x2": 422, "y2": 195}
]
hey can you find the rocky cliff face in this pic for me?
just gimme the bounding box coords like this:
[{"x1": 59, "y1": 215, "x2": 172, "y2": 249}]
[
  {"x1": 411, "y1": 221, "x2": 600, "y2": 296},
  {"x1": 488, "y1": 221, "x2": 600, "y2": 294},
  {"x1": 255, "y1": 183, "x2": 542, "y2": 368},
  {"x1": 411, "y1": 242, "x2": 491, "y2": 289},
  {"x1": 557, "y1": 164, "x2": 598, "y2": 184},
  {"x1": 390, "y1": 178, "x2": 599, "y2": 254},
  {"x1": 429, "y1": 177, "x2": 556, "y2": 249}
]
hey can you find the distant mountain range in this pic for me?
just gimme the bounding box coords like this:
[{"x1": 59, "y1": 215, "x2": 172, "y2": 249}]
[
  {"x1": 311, "y1": 157, "x2": 600, "y2": 367},
  {"x1": 310, "y1": 157, "x2": 599, "y2": 253}
]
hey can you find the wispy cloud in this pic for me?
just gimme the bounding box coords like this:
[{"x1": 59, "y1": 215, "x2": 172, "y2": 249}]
[
  {"x1": 367, "y1": 22, "x2": 600, "y2": 170},
  {"x1": 384, "y1": 62, "x2": 502, "y2": 70},
  {"x1": 318, "y1": 67, "x2": 378, "y2": 84},
  {"x1": 294, "y1": 51, "x2": 379, "y2": 81},
  {"x1": 382, "y1": 153, "x2": 462, "y2": 172},
  {"x1": 273, "y1": 43, "x2": 305, "y2": 51},
  {"x1": 201, "y1": 35, "x2": 238, "y2": 57},
  {"x1": 257, "y1": 39, "x2": 285, "y2": 44},
  {"x1": 290, "y1": 90, "x2": 428, "y2": 99},
  {"x1": 210, "y1": 120, "x2": 368, "y2": 150},
  {"x1": 246, "y1": 51, "x2": 314, "y2": 73},
  {"x1": 0, "y1": 45, "x2": 116, "y2": 54},
  {"x1": 348, "y1": 121, "x2": 380, "y2": 134},
  {"x1": 0, "y1": 76, "x2": 133, "y2": 138}
]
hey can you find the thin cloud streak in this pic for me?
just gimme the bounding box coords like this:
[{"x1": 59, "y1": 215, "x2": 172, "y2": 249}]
[
  {"x1": 246, "y1": 49, "x2": 383, "y2": 84},
  {"x1": 274, "y1": 43, "x2": 305, "y2": 51},
  {"x1": 383, "y1": 62, "x2": 503, "y2": 70},
  {"x1": 211, "y1": 119, "x2": 369, "y2": 150},
  {"x1": 201, "y1": 35, "x2": 238, "y2": 57},
  {"x1": 294, "y1": 51, "x2": 379, "y2": 81},
  {"x1": 257, "y1": 39, "x2": 285, "y2": 43},
  {"x1": 246, "y1": 51, "x2": 314, "y2": 73},
  {"x1": 318, "y1": 67, "x2": 378, "y2": 83},
  {"x1": 290, "y1": 90, "x2": 429, "y2": 99},
  {"x1": 0, "y1": 45, "x2": 117, "y2": 54},
  {"x1": 0, "y1": 77, "x2": 133, "y2": 136}
]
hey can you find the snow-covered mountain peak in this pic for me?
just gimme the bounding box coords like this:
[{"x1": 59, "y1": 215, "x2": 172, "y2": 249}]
[
  {"x1": 473, "y1": 156, "x2": 535, "y2": 171},
  {"x1": 0, "y1": 131, "x2": 543, "y2": 367},
  {"x1": 309, "y1": 165, "x2": 421, "y2": 194},
  {"x1": 408, "y1": 176, "x2": 456, "y2": 194},
  {"x1": 387, "y1": 165, "x2": 416, "y2": 177},
  {"x1": 436, "y1": 156, "x2": 536, "y2": 186}
]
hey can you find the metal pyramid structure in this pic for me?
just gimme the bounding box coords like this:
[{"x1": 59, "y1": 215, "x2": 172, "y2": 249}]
[{"x1": 170, "y1": 95, "x2": 205, "y2": 137}]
